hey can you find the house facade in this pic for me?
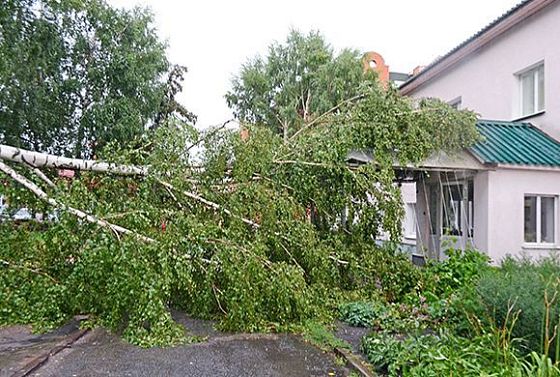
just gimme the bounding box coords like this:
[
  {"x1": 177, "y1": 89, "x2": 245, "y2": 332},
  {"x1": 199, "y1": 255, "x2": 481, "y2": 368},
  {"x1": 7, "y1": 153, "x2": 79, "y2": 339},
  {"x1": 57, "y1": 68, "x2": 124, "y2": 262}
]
[{"x1": 398, "y1": 0, "x2": 560, "y2": 263}]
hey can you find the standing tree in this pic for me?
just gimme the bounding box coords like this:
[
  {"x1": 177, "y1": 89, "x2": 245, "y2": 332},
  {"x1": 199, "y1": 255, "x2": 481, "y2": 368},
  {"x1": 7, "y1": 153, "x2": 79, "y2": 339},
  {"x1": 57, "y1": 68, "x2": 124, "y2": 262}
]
[
  {"x1": 0, "y1": 0, "x2": 191, "y2": 158},
  {"x1": 225, "y1": 29, "x2": 374, "y2": 142}
]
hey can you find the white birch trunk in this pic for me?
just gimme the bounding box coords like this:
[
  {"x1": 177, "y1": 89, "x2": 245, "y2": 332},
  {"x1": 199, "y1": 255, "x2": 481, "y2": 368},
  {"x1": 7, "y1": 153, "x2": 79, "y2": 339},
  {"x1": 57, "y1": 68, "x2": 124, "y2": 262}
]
[
  {"x1": 0, "y1": 160, "x2": 155, "y2": 243},
  {"x1": 0, "y1": 143, "x2": 260, "y2": 230},
  {"x1": 0, "y1": 144, "x2": 147, "y2": 175}
]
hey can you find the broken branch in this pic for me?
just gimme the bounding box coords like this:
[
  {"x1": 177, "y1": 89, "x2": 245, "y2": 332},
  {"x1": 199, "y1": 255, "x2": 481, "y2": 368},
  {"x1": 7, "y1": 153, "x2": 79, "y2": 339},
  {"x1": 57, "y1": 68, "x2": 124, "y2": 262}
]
[{"x1": 0, "y1": 160, "x2": 155, "y2": 243}]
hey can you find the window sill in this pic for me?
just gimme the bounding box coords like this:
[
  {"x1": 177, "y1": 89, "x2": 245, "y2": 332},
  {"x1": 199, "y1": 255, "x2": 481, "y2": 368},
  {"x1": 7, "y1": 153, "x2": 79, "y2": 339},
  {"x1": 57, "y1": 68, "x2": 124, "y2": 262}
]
[
  {"x1": 522, "y1": 243, "x2": 559, "y2": 250},
  {"x1": 512, "y1": 110, "x2": 545, "y2": 122},
  {"x1": 402, "y1": 236, "x2": 416, "y2": 245}
]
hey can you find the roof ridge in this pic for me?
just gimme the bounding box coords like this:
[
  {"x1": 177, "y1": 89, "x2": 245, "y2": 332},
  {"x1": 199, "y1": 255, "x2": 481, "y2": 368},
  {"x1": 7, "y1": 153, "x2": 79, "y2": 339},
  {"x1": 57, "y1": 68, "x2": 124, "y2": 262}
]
[{"x1": 400, "y1": 0, "x2": 557, "y2": 93}]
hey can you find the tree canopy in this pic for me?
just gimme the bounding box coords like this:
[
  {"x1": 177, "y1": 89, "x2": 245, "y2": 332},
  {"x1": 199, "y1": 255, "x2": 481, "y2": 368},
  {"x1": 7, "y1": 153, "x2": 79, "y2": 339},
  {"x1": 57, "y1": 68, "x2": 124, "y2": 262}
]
[
  {"x1": 0, "y1": 0, "x2": 191, "y2": 158},
  {"x1": 225, "y1": 30, "x2": 375, "y2": 141},
  {"x1": 0, "y1": 73, "x2": 478, "y2": 346},
  {"x1": 0, "y1": 11, "x2": 480, "y2": 347}
]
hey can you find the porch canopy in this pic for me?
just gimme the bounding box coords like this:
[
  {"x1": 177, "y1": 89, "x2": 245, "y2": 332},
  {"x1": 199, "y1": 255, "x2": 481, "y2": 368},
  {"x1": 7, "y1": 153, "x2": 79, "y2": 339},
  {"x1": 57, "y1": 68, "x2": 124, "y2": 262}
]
[
  {"x1": 346, "y1": 120, "x2": 560, "y2": 261},
  {"x1": 346, "y1": 120, "x2": 560, "y2": 172}
]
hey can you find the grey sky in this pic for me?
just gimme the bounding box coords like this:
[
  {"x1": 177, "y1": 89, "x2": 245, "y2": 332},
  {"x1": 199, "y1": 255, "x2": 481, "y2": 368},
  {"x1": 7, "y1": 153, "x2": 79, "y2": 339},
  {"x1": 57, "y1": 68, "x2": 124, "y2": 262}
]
[{"x1": 108, "y1": 0, "x2": 521, "y2": 128}]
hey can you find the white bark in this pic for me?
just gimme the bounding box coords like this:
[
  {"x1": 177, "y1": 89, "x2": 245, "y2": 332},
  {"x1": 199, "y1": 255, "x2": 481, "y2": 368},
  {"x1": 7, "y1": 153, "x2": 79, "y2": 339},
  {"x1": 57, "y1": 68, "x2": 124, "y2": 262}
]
[
  {"x1": 0, "y1": 143, "x2": 260, "y2": 230},
  {"x1": 157, "y1": 179, "x2": 260, "y2": 229},
  {"x1": 0, "y1": 144, "x2": 147, "y2": 175},
  {"x1": 0, "y1": 160, "x2": 155, "y2": 243}
]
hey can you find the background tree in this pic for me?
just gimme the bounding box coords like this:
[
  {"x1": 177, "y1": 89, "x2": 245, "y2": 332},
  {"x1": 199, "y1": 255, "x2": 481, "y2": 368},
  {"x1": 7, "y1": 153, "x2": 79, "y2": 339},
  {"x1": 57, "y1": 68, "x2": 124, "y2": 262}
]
[
  {"x1": 0, "y1": 0, "x2": 190, "y2": 158},
  {"x1": 225, "y1": 29, "x2": 374, "y2": 142}
]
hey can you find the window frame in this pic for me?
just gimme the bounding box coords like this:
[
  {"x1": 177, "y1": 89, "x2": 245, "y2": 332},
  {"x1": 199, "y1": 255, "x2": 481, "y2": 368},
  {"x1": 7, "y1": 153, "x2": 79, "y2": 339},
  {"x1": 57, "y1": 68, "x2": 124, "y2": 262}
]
[
  {"x1": 403, "y1": 203, "x2": 417, "y2": 240},
  {"x1": 523, "y1": 194, "x2": 557, "y2": 246},
  {"x1": 517, "y1": 62, "x2": 545, "y2": 118}
]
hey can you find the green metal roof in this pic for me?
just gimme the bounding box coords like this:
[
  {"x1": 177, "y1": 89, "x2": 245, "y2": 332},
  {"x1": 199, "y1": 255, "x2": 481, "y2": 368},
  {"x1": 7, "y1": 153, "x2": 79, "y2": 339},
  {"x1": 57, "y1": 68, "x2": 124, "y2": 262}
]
[{"x1": 470, "y1": 120, "x2": 560, "y2": 167}]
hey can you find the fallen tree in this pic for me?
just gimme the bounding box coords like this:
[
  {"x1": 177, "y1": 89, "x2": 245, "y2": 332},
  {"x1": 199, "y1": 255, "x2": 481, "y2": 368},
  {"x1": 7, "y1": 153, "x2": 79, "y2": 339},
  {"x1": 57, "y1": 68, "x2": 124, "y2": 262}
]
[
  {"x1": 0, "y1": 144, "x2": 147, "y2": 176},
  {"x1": 0, "y1": 84, "x2": 479, "y2": 346}
]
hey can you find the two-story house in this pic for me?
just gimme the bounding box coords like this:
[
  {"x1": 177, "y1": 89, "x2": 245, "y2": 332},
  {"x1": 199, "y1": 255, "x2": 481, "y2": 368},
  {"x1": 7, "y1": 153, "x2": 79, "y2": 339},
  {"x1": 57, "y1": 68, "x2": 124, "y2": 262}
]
[{"x1": 396, "y1": 0, "x2": 560, "y2": 263}]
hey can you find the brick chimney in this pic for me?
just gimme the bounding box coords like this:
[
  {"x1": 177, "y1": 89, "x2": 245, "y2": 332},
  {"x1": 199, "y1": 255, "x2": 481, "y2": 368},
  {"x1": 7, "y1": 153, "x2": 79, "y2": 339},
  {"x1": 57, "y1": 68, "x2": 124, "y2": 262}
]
[
  {"x1": 362, "y1": 51, "x2": 390, "y2": 87},
  {"x1": 412, "y1": 65, "x2": 426, "y2": 76}
]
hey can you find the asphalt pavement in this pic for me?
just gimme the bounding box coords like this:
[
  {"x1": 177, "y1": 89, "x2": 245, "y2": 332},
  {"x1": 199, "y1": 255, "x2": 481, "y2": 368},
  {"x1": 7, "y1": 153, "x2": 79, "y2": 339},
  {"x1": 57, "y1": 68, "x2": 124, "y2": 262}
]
[{"x1": 2, "y1": 313, "x2": 349, "y2": 377}]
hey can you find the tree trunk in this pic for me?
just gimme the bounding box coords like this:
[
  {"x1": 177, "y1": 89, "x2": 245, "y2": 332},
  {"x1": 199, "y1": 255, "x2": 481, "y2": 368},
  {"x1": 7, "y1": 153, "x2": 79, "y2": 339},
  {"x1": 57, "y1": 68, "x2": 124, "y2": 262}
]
[
  {"x1": 0, "y1": 160, "x2": 154, "y2": 243},
  {"x1": 0, "y1": 144, "x2": 147, "y2": 175}
]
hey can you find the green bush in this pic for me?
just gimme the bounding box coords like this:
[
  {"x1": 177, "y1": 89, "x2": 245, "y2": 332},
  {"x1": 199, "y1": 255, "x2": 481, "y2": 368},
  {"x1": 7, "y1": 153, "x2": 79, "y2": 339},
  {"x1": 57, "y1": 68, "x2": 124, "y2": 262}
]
[
  {"x1": 421, "y1": 248, "x2": 490, "y2": 298},
  {"x1": 339, "y1": 301, "x2": 387, "y2": 327},
  {"x1": 362, "y1": 329, "x2": 560, "y2": 377},
  {"x1": 476, "y1": 256, "x2": 560, "y2": 359}
]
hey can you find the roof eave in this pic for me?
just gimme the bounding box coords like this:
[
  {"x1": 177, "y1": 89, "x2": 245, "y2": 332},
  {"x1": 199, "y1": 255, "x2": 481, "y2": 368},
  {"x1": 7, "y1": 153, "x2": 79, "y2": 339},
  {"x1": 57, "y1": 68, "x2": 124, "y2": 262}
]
[
  {"x1": 400, "y1": 0, "x2": 556, "y2": 95},
  {"x1": 495, "y1": 163, "x2": 560, "y2": 171}
]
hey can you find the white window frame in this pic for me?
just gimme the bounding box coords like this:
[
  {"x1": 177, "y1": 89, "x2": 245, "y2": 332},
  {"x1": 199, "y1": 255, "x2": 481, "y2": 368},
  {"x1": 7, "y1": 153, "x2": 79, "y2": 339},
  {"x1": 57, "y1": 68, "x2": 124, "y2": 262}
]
[
  {"x1": 524, "y1": 194, "x2": 557, "y2": 246},
  {"x1": 516, "y1": 62, "x2": 545, "y2": 118},
  {"x1": 403, "y1": 203, "x2": 417, "y2": 240}
]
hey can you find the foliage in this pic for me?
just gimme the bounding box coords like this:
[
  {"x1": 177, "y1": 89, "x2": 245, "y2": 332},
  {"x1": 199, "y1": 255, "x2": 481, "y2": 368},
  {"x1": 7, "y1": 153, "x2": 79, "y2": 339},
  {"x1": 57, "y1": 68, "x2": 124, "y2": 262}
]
[
  {"x1": 361, "y1": 328, "x2": 555, "y2": 377},
  {"x1": 476, "y1": 256, "x2": 560, "y2": 359},
  {"x1": 225, "y1": 29, "x2": 375, "y2": 141},
  {"x1": 339, "y1": 301, "x2": 387, "y2": 328},
  {"x1": 302, "y1": 321, "x2": 351, "y2": 351},
  {"x1": 421, "y1": 248, "x2": 490, "y2": 298},
  {"x1": 0, "y1": 24, "x2": 478, "y2": 347},
  {"x1": 0, "y1": 0, "x2": 191, "y2": 158},
  {"x1": 406, "y1": 248, "x2": 491, "y2": 332},
  {"x1": 358, "y1": 252, "x2": 560, "y2": 376}
]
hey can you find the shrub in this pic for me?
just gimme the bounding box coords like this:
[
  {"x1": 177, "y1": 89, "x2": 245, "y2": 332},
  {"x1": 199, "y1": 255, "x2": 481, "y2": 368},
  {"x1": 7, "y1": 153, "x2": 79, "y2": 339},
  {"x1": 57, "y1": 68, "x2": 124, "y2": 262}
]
[
  {"x1": 362, "y1": 328, "x2": 559, "y2": 377},
  {"x1": 421, "y1": 248, "x2": 490, "y2": 298},
  {"x1": 476, "y1": 256, "x2": 560, "y2": 359},
  {"x1": 339, "y1": 301, "x2": 387, "y2": 327}
]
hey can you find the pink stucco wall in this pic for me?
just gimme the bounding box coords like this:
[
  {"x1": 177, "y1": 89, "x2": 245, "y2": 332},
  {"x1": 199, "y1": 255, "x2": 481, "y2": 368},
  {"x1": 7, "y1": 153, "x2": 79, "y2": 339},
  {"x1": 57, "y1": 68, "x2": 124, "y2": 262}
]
[
  {"x1": 406, "y1": 2, "x2": 560, "y2": 262},
  {"x1": 410, "y1": 1, "x2": 560, "y2": 140},
  {"x1": 473, "y1": 171, "x2": 490, "y2": 255},
  {"x1": 484, "y1": 168, "x2": 560, "y2": 262}
]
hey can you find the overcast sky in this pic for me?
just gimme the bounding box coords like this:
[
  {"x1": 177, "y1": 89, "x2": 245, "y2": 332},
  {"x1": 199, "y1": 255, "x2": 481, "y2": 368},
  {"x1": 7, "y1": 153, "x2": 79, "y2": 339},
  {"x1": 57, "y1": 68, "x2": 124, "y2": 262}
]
[{"x1": 108, "y1": 0, "x2": 521, "y2": 128}]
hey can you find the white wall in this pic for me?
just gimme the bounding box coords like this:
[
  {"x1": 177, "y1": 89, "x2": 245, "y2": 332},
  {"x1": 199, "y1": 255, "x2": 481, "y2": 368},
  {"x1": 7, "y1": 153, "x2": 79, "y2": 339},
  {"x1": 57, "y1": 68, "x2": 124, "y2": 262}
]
[
  {"x1": 485, "y1": 168, "x2": 560, "y2": 262},
  {"x1": 410, "y1": 1, "x2": 560, "y2": 139},
  {"x1": 473, "y1": 171, "x2": 490, "y2": 254}
]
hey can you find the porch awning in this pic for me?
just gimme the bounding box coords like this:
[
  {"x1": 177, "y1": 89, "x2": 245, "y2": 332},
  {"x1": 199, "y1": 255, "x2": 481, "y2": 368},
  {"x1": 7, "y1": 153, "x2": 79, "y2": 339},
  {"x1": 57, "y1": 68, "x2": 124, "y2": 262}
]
[
  {"x1": 470, "y1": 120, "x2": 560, "y2": 167},
  {"x1": 346, "y1": 149, "x2": 485, "y2": 171}
]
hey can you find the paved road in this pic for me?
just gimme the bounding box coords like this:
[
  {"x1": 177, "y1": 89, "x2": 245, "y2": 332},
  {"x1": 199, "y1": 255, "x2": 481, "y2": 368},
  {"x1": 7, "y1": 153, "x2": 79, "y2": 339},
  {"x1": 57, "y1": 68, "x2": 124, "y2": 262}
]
[
  {"x1": 30, "y1": 329, "x2": 346, "y2": 377},
  {"x1": 3, "y1": 313, "x2": 348, "y2": 377},
  {"x1": 0, "y1": 320, "x2": 82, "y2": 377}
]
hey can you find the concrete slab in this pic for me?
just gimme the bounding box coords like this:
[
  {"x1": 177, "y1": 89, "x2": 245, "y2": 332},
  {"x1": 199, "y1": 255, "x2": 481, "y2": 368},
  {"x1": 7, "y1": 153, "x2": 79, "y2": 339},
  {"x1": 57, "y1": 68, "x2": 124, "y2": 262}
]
[{"x1": 0, "y1": 319, "x2": 85, "y2": 377}]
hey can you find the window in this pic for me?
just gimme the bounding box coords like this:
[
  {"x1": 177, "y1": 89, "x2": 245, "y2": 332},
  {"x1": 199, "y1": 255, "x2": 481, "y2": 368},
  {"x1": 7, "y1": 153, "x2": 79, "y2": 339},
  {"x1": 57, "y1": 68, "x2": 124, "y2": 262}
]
[
  {"x1": 404, "y1": 203, "x2": 417, "y2": 239},
  {"x1": 524, "y1": 195, "x2": 556, "y2": 244},
  {"x1": 442, "y1": 181, "x2": 474, "y2": 237},
  {"x1": 518, "y1": 63, "x2": 544, "y2": 117},
  {"x1": 401, "y1": 183, "x2": 417, "y2": 239}
]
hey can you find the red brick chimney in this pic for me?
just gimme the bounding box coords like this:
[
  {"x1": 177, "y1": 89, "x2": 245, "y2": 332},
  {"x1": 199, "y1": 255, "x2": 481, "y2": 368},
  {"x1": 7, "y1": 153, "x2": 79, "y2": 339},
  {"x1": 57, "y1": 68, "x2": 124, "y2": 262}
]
[{"x1": 362, "y1": 51, "x2": 390, "y2": 87}]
